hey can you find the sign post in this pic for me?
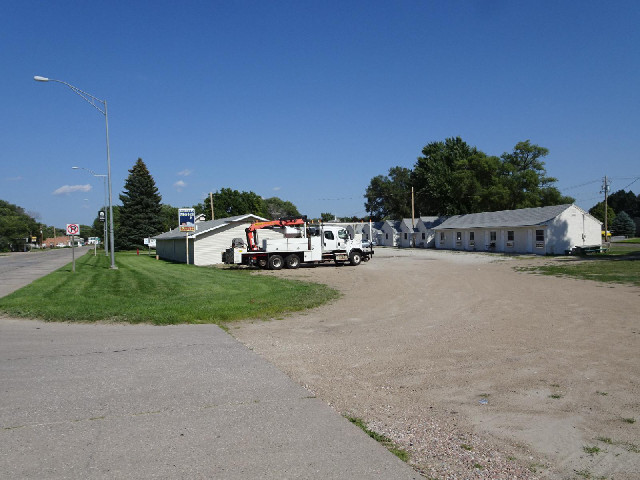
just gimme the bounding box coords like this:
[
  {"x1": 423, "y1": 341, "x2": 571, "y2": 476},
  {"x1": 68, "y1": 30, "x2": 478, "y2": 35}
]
[
  {"x1": 178, "y1": 208, "x2": 195, "y2": 265},
  {"x1": 66, "y1": 224, "x2": 80, "y2": 273}
]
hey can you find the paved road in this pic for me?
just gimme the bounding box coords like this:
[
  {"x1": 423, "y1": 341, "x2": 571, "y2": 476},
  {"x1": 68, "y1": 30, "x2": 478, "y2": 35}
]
[
  {"x1": 0, "y1": 247, "x2": 91, "y2": 298},
  {"x1": 0, "y1": 251, "x2": 418, "y2": 479}
]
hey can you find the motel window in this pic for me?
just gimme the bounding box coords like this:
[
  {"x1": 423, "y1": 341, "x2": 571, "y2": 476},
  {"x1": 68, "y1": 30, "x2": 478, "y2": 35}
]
[
  {"x1": 507, "y1": 231, "x2": 514, "y2": 241},
  {"x1": 536, "y1": 230, "x2": 544, "y2": 242}
]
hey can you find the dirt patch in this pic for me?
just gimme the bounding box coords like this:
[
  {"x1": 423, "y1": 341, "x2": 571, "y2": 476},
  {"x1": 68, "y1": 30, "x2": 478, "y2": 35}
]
[{"x1": 230, "y1": 248, "x2": 640, "y2": 479}]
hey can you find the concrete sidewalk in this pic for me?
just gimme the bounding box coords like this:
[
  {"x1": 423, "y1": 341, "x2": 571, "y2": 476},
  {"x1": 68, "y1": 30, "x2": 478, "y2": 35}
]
[{"x1": 0, "y1": 319, "x2": 419, "y2": 479}]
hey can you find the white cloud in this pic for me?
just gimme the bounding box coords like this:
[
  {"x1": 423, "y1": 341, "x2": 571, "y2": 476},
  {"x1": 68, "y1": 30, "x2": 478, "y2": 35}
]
[
  {"x1": 52, "y1": 184, "x2": 92, "y2": 195},
  {"x1": 174, "y1": 180, "x2": 187, "y2": 192},
  {"x1": 177, "y1": 169, "x2": 192, "y2": 176},
  {"x1": 6, "y1": 176, "x2": 23, "y2": 181},
  {"x1": 273, "y1": 186, "x2": 281, "y2": 191}
]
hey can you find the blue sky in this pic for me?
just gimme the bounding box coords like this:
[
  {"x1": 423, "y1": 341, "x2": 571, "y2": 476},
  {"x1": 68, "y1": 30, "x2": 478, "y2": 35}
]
[{"x1": 2, "y1": 1, "x2": 639, "y2": 229}]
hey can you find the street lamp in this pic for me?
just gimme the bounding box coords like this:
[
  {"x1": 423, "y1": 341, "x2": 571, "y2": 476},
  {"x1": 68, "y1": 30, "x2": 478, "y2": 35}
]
[
  {"x1": 34, "y1": 75, "x2": 117, "y2": 269},
  {"x1": 72, "y1": 166, "x2": 108, "y2": 257}
]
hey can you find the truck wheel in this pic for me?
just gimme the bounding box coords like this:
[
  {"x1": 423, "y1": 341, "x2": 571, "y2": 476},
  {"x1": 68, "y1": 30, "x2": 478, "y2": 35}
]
[
  {"x1": 349, "y1": 251, "x2": 362, "y2": 266},
  {"x1": 285, "y1": 254, "x2": 300, "y2": 269},
  {"x1": 268, "y1": 255, "x2": 283, "y2": 270},
  {"x1": 257, "y1": 258, "x2": 268, "y2": 269}
]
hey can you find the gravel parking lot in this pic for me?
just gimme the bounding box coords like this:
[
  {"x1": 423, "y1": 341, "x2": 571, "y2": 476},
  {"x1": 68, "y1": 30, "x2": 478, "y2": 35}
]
[{"x1": 231, "y1": 248, "x2": 640, "y2": 479}]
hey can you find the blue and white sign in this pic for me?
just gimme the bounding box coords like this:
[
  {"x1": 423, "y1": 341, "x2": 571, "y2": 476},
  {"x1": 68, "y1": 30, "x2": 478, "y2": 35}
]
[{"x1": 179, "y1": 208, "x2": 196, "y2": 232}]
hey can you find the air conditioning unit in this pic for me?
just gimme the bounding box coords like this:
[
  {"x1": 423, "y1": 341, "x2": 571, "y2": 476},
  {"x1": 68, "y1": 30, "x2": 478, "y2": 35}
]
[{"x1": 506, "y1": 241, "x2": 514, "y2": 247}]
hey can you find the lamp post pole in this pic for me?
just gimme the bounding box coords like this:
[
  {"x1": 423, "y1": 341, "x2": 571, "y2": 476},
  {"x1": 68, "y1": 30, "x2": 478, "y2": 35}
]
[
  {"x1": 34, "y1": 75, "x2": 117, "y2": 268},
  {"x1": 72, "y1": 167, "x2": 108, "y2": 257}
]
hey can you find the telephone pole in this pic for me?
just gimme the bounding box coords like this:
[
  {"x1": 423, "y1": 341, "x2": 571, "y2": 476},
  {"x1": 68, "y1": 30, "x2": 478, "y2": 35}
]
[
  {"x1": 601, "y1": 176, "x2": 610, "y2": 242},
  {"x1": 209, "y1": 192, "x2": 215, "y2": 220}
]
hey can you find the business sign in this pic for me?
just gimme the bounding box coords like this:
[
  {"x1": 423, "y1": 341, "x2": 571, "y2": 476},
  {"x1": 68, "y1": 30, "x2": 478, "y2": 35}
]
[
  {"x1": 66, "y1": 224, "x2": 80, "y2": 236},
  {"x1": 144, "y1": 237, "x2": 157, "y2": 248},
  {"x1": 99, "y1": 211, "x2": 106, "y2": 222},
  {"x1": 179, "y1": 208, "x2": 196, "y2": 232}
]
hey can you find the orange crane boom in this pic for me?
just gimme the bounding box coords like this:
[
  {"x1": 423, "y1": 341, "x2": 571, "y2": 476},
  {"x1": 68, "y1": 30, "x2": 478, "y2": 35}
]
[{"x1": 246, "y1": 216, "x2": 307, "y2": 251}]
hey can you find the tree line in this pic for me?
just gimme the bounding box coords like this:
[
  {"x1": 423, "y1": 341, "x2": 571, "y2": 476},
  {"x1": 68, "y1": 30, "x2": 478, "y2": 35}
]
[
  {"x1": 365, "y1": 137, "x2": 575, "y2": 220},
  {"x1": 588, "y1": 189, "x2": 640, "y2": 236}
]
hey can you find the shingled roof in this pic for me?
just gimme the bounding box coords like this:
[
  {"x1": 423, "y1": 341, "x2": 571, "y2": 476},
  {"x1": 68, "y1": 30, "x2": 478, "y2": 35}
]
[
  {"x1": 435, "y1": 204, "x2": 574, "y2": 229},
  {"x1": 154, "y1": 214, "x2": 267, "y2": 240}
]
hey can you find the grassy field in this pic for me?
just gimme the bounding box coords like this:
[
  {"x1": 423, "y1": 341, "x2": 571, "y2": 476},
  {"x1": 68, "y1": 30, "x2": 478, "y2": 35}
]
[
  {"x1": 517, "y1": 244, "x2": 640, "y2": 287},
  {"x1": 0, "y1": 252, "x2": 339, "y2": 325}
]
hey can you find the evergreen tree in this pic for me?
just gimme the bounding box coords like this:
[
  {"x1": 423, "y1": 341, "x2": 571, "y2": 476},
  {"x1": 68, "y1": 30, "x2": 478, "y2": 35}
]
[
  {"x1": 610, "y1": 211, "x2": 635, "y2": 237},
  {"x1": 116, "y1": 158, "x2": 163, "y2": 250}
]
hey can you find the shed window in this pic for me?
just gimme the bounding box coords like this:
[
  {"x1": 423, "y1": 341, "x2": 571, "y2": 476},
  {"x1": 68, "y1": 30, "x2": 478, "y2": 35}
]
[
  {"x1": 386, "y1": 233, "x2": 389, "y2": 240},
  {"x1": 536, "y1": 230, "x2": 544, "y2": 242},
  {"x1": 507, "y1": 231, "x2": 514, "y2": 241},
  {"x1": 490, "y1": 231, "x2": 497, "y2": 241},
  {"x1": 469, "y1": 232, "x2": 475, "y2": 241},
  {"x1": 422, "y1": 233, "x2": 425, "y2": 240},
  {"x1": 404, "y1": 233, "x2": 407, "y2": 240},
  {"x1": 456, "y1": 232, "x2": 462, "y2": 241},
  {"x1": 440, "y1": 232, "x2": 445, "y2": 242}
]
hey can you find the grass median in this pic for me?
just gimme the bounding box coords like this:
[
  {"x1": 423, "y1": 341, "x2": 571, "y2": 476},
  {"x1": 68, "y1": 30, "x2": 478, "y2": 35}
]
[{"x1": 0, "y1": 252, "x2": 339, "y2": 325}]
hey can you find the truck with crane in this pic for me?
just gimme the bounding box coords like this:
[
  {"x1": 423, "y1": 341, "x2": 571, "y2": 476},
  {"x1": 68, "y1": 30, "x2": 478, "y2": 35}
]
[{"x1": 223, "y1": 216, "x2": 374, "y2": 269}]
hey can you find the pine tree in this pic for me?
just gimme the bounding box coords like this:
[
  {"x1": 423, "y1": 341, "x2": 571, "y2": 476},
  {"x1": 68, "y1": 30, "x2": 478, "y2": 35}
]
[
  {"x1": 610, "y1": 211, "x2": 635, "y2": 237},
  {"x1": 116, "y1": 158, "x2": 163, "y2": 250}
]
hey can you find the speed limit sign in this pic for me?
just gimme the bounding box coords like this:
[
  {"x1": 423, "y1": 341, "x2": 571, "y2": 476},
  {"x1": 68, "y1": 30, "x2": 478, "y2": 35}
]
[{"x1": 66, "y1": 224, "x2": 80, "y2": 236}]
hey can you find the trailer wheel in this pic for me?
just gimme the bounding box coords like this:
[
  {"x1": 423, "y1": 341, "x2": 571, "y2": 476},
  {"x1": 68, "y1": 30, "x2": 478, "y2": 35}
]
[
  {"x1": 285, "y1": 254, "x2": 300, "y2": 269},
  {"x1": 268, "y1": 254, "x2": 283, "y2": 270},
  {"x1": 349, "y1": 251, "x2": 362, "y2": 266}
]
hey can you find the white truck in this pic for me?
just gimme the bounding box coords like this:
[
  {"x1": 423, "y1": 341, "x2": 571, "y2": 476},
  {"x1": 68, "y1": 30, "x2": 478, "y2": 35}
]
[{"x1": 223, "y1": 217, "x2": 373, "y2": 269}]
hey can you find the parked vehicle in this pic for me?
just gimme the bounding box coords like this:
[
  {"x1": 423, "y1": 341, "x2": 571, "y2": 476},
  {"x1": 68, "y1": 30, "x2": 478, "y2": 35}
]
[{"x1": 223, "y1": 217, "x2": 374, "y2": 269}]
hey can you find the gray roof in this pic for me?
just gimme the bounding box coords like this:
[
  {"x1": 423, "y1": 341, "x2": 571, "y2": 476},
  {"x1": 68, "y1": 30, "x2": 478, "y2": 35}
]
[
  {"x1": 435, "y1": 204, "x2": 574, "y2": 229},
  {"x1": 154, "y1": 214, "x2": 267, "y2": 240},
  {"x1": 382, "y1": 220, "x2": 402, "y2": 232},
  {"x1": 418, "y1": 216, "x2": 447, "y2": 229}
]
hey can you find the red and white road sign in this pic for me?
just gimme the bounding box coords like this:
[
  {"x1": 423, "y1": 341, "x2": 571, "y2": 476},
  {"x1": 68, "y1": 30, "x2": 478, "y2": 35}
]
[{"x1": 66, "y1": 224, "x2": 80, "y2": 236}]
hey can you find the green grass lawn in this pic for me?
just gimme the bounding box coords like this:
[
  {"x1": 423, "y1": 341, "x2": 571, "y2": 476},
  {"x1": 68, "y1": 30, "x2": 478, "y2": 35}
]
[
  {"x1": 0, "y1": 252, "x2": 339, "y2": 325},
  {"x1": 517, "y1": 244, "x2": 640, "y2": 287}
]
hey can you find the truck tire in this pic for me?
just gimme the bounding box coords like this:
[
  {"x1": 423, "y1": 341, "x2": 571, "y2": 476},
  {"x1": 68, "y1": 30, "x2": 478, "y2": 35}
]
[
  {"x1": 257, "y1": 258, "x2": 268, "y2": 269},
  {"x1": 285, "y1": 254, "x2": 300, "y2": 269},
  {"x1": 268, "y1": 254, "x2": 283, "y2": 270},
  {"x1": 349, "y1": 251, "x2": 362, "y2": 266}
]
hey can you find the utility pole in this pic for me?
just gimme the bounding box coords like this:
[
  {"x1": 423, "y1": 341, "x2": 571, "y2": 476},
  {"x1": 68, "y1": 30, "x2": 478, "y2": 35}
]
[
  {"x1": 411, "y1": 186, "x2": 415, "y2": 248},
  {"x1": 209, "y1": 192, "x2": 215, "y2": 220},
  {"x1": 601, "y1": 176, "x2": 610, "y2": 243}
]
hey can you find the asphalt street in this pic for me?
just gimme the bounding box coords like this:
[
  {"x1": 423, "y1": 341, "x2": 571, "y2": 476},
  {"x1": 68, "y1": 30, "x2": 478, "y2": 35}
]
[
  {"x1": 0, "y1": 247, "x2": 91, "y2": 298},
  {"x1": 0, "y1": 251, "x2": 418, "y2": 479}
]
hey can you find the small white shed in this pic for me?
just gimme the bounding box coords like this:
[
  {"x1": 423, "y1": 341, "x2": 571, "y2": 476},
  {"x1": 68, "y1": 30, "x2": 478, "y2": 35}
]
[
  {"x1": 379, "y1": 220, "x2": 401, "y2": 246},
  {"x1": 154, "y1": 214, "x2": 283, "y2": 265},
  {"x1": 434, "y1": 204, "x2": 601, "y2": 255},
  {"x1": 415, "y1": 216, "x2": 447, "y2": 248}
]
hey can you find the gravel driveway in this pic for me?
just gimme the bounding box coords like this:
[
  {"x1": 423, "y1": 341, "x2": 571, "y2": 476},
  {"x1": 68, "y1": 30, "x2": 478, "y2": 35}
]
[{"x1": 230, "y1": 248, "x2": 640, "y2": 479}]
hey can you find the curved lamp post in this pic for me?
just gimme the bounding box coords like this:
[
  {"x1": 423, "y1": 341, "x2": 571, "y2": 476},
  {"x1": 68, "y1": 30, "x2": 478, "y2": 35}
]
[
  {"x1": 34, "y1": 76, "x2": 117, "y2": 269},
  {"x1": 72, "y1": 166, "x2": 108, "y2": 257}
]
